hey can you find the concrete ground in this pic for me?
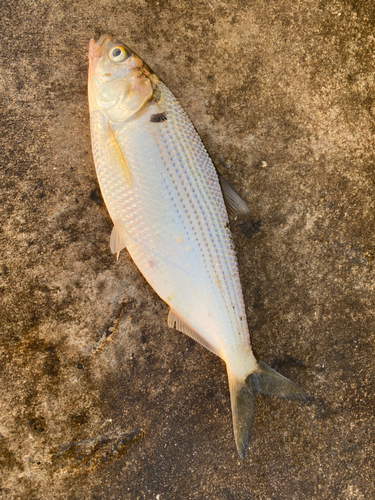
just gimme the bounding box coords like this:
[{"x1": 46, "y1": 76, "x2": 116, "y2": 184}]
[{"x1": 1, "y1": 0, "x2": 374, "y2": 498}]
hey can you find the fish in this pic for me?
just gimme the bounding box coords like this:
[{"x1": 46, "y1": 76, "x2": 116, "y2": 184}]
[{"x1": 88, "y1": 35, "x2": 309, "y2": 458}]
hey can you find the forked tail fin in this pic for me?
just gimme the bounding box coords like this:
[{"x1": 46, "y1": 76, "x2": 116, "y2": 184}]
[
  {"x1": 228, "y1": 376, "x2": 256, "y2": 459},
  {"x1": 228, "y1": 360, "x2": 309, "y2": 458}
]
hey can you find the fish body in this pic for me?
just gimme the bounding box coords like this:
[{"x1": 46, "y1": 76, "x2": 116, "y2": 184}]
[{"x1": 88, "y1": 36, "x2": 308, "y2": 457}]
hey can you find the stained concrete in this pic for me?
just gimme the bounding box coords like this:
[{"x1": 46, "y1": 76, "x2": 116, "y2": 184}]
[{"x1": 1, "y1": 0, "x2": 374, "y2": 498}]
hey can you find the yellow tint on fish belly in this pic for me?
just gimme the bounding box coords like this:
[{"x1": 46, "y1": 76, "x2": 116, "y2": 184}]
[{"x1": 88, "y1": 35, "x2": 309, "y2": 457}]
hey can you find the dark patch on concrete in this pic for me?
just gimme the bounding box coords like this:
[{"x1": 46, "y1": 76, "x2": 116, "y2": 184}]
[
  {"x1": 240, "y1": 219, "x2": 262, "y2": 238},
  {"x1": 43, "y1": 345, "x2": 61, "y2": 377},
  {"x1": 218, "y1": 155, "x2": 233, "y2": 170},
  {"x1": 89, "y1": 185, "x2": 103, "y2": 205},
  {"x1": 270, "y1": 355, "x2": 306, "y2": 373},
  {"x1": 53, "y1": 428, "x2": 144, "y2": 469},
  {"x1": 97, "y1": 300, "x2": 127, "y2": 341},
  {"x1": 28, "y1": 417, "x2": 46, "y2": 434},
  {"x1": 0, "y1": 435, "x2": 23, "y2": 472},
  {"x1": 70, "y1": 410, "x2": 89, "y2": 427}
]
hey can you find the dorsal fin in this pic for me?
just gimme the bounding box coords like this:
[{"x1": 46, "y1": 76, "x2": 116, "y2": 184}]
[
  {"x1": 219, "y1": 174, "x2": 251, "y2": 219},
  {"x1": 167, "y1": 309, "x2": 220, "y2": 356}
]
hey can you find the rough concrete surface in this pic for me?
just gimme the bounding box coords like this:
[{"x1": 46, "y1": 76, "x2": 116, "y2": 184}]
[{"x1": 1, "y1": 0, "x2": 374, "y2": 498}]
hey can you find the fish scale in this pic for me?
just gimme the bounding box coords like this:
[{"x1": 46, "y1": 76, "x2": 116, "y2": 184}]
[{"x1": 88, "y1": 36, "x2": 308, "y2": 458}]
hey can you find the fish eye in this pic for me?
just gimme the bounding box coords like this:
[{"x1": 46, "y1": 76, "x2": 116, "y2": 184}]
[{"x1": 109, "y1": 46, "x2": 127, "y2": 62}]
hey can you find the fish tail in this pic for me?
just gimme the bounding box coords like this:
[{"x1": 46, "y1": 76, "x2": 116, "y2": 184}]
[
  {"x1": 228, "y1": 373, "x2": 255, "y2": 459},
  {"x1": 228, "y1": 360, "x2": 309, "y2": 458}
]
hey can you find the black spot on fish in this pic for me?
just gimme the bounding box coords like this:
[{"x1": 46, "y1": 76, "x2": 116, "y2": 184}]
[{"x1": 150, "y1": 112, "x2": 167, "y2": 123}]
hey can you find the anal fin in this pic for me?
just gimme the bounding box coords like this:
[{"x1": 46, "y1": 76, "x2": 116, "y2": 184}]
[{"x1": 167, "y1": 309, "x2": 219, "y2": 356}]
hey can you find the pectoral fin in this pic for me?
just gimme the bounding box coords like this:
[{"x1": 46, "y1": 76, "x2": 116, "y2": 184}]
[
  {"x1": 90, "y1": 110, "x2": 133, "y2": 189},
  {"x1": 110, "y1": 220, "x2": 132, "y2": 258},
  {"x1": 105, "y1": 123, "x2": 132, "y2": 188},
  {"x1": 219, "y1": 174, "x2": 251, "y2": 219}
]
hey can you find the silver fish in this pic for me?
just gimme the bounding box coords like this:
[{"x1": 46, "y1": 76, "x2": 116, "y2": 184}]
[{"x1": 88, "y1": 35, "x2": 308, "y2": 457}]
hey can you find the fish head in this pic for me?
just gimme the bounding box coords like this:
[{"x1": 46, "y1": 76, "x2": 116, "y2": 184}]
[{"x1": 88, "y1": 35, "x2": 158, "y2": 122}]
